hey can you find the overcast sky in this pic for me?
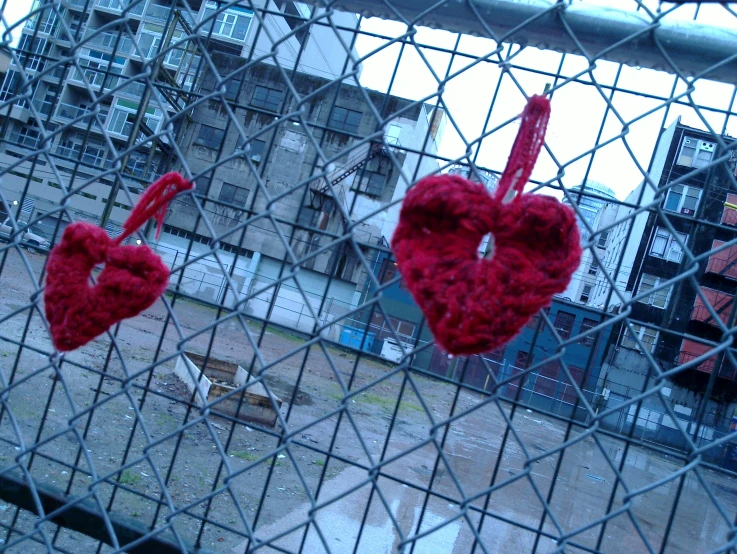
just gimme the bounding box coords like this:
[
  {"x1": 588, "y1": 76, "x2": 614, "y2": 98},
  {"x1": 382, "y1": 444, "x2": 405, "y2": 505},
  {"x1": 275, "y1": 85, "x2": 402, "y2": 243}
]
[
  {"x1": 354, "y1": 3, "x2": 737, "y2": 201},
  {"x1": 3, "y1": 0, "x2": 736, "y2": 201}
]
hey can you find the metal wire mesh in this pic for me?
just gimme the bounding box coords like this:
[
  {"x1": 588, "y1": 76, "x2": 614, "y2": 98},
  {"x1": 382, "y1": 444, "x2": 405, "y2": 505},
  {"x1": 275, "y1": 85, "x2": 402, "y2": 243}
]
[{"x1": 1, "y1": 0, "x2": 737, "y2": 552}]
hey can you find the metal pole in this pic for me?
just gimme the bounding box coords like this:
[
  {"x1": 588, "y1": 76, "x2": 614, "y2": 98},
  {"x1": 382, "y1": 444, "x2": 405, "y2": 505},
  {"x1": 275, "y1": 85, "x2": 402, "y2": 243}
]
[{"x1": 315, "y1": 0, "x2": 737, "y2": 85}]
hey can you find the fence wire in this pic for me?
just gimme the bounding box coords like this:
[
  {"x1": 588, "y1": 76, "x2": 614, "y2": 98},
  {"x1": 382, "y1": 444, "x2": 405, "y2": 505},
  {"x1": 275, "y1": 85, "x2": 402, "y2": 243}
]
[{"x1": 1, "y1": 0, "x2": 737, "y2": 552}]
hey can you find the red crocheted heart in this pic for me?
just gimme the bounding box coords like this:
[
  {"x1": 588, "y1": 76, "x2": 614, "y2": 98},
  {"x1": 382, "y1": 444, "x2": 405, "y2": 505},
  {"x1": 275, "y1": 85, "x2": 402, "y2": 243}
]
[
  {"x1": 44, "y1": 222, "x2": 169, "y2": 351},
  {"x1": 392, "y1": 175, "x2": 581, "y2": 355},
  {"x1": 391, "y1": 95, "x2": 581, "y2": 356}
]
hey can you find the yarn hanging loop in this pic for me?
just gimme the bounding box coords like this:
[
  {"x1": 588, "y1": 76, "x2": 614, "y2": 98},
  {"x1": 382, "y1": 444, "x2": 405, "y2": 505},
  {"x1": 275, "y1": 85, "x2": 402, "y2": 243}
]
[
  {"x1": 114, "y1": 172, "x2": 193, "y2": 245},
  {"x1": 493, "y1": 95, "x2": 551, "y2": 204}
]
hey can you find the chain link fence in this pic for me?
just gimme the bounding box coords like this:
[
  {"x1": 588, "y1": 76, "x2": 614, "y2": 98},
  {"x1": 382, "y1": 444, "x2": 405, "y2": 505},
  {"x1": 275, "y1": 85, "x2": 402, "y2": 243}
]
[{"x1": 1, "y1": 0, "x2": 737, "y2": 552}]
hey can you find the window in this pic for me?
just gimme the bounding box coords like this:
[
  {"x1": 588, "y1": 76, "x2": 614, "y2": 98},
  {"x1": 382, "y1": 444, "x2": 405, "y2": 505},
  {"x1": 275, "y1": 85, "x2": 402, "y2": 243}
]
[
  {"x1": 596, "y1": 231, "x2": 609, "y2": 248},
  {"x1": 621, "y1": 324, "x2": 658, "y2": 352},
  {"x1": 637, "y1": 274, "x2": 670, "y2": 308},
  {"x1": 578, "y1": 318, "x2": 597, "y2": 346},
  {"x1": 579, "y1": 285, "x2": 592, "y2": 303},
  {"x1": 223, "y1": 75, "x2": 242, "y2": 101},
  {"x1": 251, "y1": 86, "x2": 282, "y2": 111},
  {"x1": 81, "y1": 141, "x2": 108, "y2": 167},
  {"x1": 664, "y1": 184, "x2": 701, "y2": 215},
  {"x1": 194, "y1": 176, "x2": 212, "y2": 194},
  {"x1": 588, "y1": 260, "x2": 599, "y2": 276},
  {"x1": 108, "y1": 99, "x2": 162, "y2": 137},
  {"x1": 17, "y1": 35, "x2": 49, "y2": 72},
  {"x1": 249, "y1": 139, "x2": 265, "y2": 162},
  {"x1": 108, "y1": 109, "x2": 136, "y2": 136},
  {"x1": 329, "y1": 106, "x2": 362, "y2": 133},
  {"x1": 201, "y1": 1, "x2": 253, "y2": 41},
  {"x1": 218, "y1": 183, "x2": 249, "y2": 208},
  {"x1": 649, "y1": 227, "x2": 687, "y2": 263},
  {"x1": 11, "y1": 125, "x2": 42, "y2": 149},
  {"x1": 370, "y1": 312, "x2": 416, "y2": 343},
  {"x1": 37, "y1": 10, "x2": 58, "y2": 35},
  {"x1": 195, "y1": 124, "x2": 225, "y2": 150},
  {"x1": 379, "y1": 259, "x2": 398, "y2": 284},
  {"x1": 355, "y1": 171, "x2": 387, "y2": 197},
  {"x1": 553, "y1": 311, "x2": 576, "y2": 340},
  {"x1": 677, "y1": 136, "x2": 714, "y2": 169},
  {"x1": 0, "y1": 71, "x2": 22, "y2": 102},
  {"x1": 514, "y1": 350, "x2": 533, "y2": 369}
]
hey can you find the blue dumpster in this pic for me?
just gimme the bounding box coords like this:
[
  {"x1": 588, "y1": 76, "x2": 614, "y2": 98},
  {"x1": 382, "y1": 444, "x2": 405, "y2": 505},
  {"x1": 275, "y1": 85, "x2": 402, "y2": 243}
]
[{"x1": 339, "y1": 326, "x2": 375, "y2": 352}]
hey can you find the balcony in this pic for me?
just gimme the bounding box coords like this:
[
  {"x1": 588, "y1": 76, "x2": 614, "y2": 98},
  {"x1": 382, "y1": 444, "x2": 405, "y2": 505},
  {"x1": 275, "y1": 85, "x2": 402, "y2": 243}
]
[
  {"x1": 84, "y1": 32, "x2": 135, "y2": 55},
  {"x1": 691, "y1": 287, "x2": 734, "y2": 328},
  {"x1": 69, "y1": 67, "x2": 125, "y2": 91},
  {"x1": 95, "y1": 0, "x2": 145, "y2": 17},
  {"x1": 63, "y1": 0, "x2": 87, "y2": 10},
  {"x1": 678, "y1": 339, "x2": 716, "y2": 374},
  {"x1": 55, "y1": 103, "x2": 109, "y2": 125},
  {"x1": 144, "y1": 3, "x2": 170, "y2": 22},
  {"x1": 706, "y1": 240, "x2": 737, "y2": 279}
]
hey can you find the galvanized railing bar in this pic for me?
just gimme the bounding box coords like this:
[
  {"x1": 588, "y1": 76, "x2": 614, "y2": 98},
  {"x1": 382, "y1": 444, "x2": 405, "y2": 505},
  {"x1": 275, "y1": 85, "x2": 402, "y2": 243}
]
[{"x1": 320, "y1": 0, "x2": 737, "y2": 85}]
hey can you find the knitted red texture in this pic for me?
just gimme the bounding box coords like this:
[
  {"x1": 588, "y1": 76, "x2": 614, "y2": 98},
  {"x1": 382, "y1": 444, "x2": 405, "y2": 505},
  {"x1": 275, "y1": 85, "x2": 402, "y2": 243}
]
[
  {"x1": 44, "y1": 172, "x2": 193, "y2": 351},
  {"x1": 392, "y1": 96, "x2": 581, "y2": 356}
]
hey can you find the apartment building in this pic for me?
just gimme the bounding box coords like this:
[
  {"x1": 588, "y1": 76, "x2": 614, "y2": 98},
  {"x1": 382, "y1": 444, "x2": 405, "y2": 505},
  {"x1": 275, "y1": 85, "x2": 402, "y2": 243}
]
[
  {"x1": 0, "y1": 0, "x2": 359, "y2": 236},
  {"x1": 0, "y1": 0, "x2": 446, "y2": 335},
  {"x1": 588, "y1": 120, "x2": 737, "y2": 431},
  {"x1": 560, "y1": 180, "x2": 617, "y2": 305}
]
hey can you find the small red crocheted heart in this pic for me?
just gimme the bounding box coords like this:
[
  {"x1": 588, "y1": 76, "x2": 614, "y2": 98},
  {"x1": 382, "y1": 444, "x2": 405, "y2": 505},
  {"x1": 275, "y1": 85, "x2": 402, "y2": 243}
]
[
  {"x1": 44, "y1": 173, "x2": 193, "y2": 351},
  {"x1": 45, "y1": 223, "x2": 169, "y2": 351},
  {"x1": 392, "y1": 96, "x2": 581, "y2": 356}
]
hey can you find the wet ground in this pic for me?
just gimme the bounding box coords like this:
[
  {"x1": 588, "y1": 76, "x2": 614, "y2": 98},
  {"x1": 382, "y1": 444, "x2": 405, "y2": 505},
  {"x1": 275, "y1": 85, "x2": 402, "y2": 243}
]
[{"x1": 0, "y1": 247, "x2": 735, "y2": 553}]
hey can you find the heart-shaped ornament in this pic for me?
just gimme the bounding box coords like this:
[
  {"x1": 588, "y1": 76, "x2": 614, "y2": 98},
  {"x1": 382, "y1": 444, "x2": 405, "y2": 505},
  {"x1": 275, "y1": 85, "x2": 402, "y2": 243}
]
[
  {"x1": 45, "y1": 223, "x2": 169, "y2": 351},
  {"x1": 44, "y1": 173, "x2": 193, "y2": 351},
  {"x1": 392, "y1": 96, "x2": 581, "y2": 356}
]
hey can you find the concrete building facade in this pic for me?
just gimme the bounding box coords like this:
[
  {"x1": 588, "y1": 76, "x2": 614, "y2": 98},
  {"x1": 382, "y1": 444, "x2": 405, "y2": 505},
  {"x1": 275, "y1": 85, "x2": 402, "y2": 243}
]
[
  {"x1": 0, "y1": 0, "x2": 360, "y2": 235},
  {"x1": 0, "y1": 0, "x2": 446, "y2": 337}
]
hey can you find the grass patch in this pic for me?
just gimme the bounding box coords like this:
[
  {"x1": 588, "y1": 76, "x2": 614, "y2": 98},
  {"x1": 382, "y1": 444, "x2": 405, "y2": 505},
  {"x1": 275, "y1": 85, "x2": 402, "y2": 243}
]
[
  {"x1": 314, "y1": 459, "x2": 325, "y2": 467},
  {"x1": 233, "y1": 451, "x2": 259, "y2": 462},
  {"x1": 358, "y1": 393, "x2": 424, "y2": 414},
  {"x1": 119, "y1": 469, "x2": 140, "y2": 486}
]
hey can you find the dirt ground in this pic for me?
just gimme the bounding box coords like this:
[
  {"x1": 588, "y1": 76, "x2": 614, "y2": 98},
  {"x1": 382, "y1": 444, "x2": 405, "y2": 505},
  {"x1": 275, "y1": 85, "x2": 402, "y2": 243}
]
[{"x1": 1, "y1": 246, "x2": 737, "y2": 553}]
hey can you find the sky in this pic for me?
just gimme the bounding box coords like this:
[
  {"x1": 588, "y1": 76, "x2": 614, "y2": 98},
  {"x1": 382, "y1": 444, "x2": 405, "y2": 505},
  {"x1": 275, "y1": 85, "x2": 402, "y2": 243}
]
[
  {"x1": 2, "y1": 0, "x2": 736, "y2": 201},
  {"x1": 353, "y1": 2, "x2": 737, "y2": 201}
]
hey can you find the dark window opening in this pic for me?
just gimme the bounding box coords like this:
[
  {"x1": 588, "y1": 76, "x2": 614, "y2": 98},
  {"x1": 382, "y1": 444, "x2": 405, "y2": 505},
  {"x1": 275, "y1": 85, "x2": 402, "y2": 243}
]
[
  {"x1": 218, "y1": 183, "x2": 249, "y2": 208},
  {"x1": 553, "y1": 311, "x2": 576, "y2": 340},
  {"x1": 578, "y1": 318, "x2": 597, "y2": 346},
  {"x1": 195, "y1": 124, "x2": 225, "y2": 150},
  {"x1": 328, "y1": 106, "x2": 362, "y2": 133},
  {"x1": 251, "y1": 85, "x2": 283, "y2": 112}
]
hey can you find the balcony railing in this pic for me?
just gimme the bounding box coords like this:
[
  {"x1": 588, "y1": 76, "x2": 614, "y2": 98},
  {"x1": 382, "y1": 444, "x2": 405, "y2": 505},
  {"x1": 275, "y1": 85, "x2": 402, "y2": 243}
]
[
  {"x1": 55, "y1": 103, "x2": 109, "y2": 123},
  {"x1": 7, "y1": 132, "x2": 41, "y2": 150},
  {"x1": 95, "y1": 0, "x2": 145, "y2": 17},
  {"x1": 63, "y1": 0, "x2": 87, "y2": 9},
  {"x1": 144, "y1": 3, "x2": 170, "y2": 21},
  {"x1": 69, "y1": 67, "x2": 125, "y2": 90},
  {"x1": 84, "y1": 32, "x2": 135, "y2": 55},
  {"x1": 691, "y1": 302, "x2": 733, "y2": 327}
]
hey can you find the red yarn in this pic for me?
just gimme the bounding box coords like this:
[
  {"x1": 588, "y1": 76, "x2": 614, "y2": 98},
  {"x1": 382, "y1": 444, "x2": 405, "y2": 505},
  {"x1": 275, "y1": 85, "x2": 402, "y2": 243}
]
[
  {"x1": 44, "y1": 172, "x2": 193, "y2": 351},
  {"x1": 392, "y1": 96, "x2": 581, "y2": 356}
]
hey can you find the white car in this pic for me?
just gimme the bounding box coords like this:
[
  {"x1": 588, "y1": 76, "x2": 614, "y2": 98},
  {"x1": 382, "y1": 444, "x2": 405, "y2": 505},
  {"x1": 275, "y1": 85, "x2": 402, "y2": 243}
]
[{"x1": 0, "y1": 218, "x2": 51, "y2": 253}]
